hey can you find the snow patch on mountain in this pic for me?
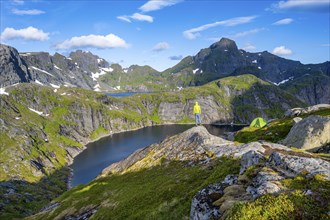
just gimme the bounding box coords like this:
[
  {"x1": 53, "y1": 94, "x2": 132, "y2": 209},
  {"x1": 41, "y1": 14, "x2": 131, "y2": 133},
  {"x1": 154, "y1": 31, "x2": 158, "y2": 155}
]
[
  {"x1": 28, "y1": 108, "x2": 43, "y2": 115},
  {"x1": 272, "y1": 77, "x2": 294, "y2": 86},
  {"x1": 31, "y1": 67, "x2": 55, "y2": 77},
  {"x1": 35, "y1": 80, "x2": 44, "y2": 85},
  {"x1": 50, "y1": 83, "x2": 60, "y2": 89},
  {"x1": 54, "y1": 65, "x2": 62, "y2": 70},
  {"x1": 0, "y1": 88, "x2": 9, "y2": 95}
]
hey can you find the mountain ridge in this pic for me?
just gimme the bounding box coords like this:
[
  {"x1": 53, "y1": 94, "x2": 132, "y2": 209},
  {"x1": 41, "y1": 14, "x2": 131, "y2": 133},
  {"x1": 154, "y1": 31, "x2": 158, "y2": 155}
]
[{"x1": 1, "y1": 37, "x2": 329, "y2": 103}]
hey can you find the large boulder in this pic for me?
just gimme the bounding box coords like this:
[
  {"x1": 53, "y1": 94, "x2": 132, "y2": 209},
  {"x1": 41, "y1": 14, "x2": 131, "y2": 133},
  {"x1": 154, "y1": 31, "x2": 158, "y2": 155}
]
[
  {"x1": 190, "y1": 183, "x2": 224, "y2": 220},
  {"x1": 239, "y1": 150, "x2": 265, "y2": 174},
  {"x1": 246, "y1": 168, "x2": 284, "y2": 198},
  {"x1": 280, "y1": 115, "x2": 330, "y2": 151},
  {"x1": 267, "y1": 152, "x2": 330, "y2": 180}
]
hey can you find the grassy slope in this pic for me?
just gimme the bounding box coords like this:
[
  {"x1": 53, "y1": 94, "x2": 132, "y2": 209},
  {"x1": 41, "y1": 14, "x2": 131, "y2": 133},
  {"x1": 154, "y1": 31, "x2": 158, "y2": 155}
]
[
  {"x1": 226, "y1": 174, "x2": 330, "y2": 220},
  {"x1": 234, "y1": 108, "x2": 330, "y2": 144},
  {"x1": 29, "y1": 158, "x2": 240, "y2": 220}
]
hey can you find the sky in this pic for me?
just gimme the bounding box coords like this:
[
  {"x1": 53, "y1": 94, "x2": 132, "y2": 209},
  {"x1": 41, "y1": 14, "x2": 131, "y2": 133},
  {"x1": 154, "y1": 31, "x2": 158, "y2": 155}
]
[{"x1": 1, "y1": 0, "x2": 329, "y2": 71}]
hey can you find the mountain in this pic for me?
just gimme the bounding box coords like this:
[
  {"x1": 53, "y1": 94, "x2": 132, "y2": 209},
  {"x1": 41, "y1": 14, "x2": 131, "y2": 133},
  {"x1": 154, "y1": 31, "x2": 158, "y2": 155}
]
[
  {"x1": 163, "y1": 38, "x2": 329, "y2": 88},
  {"x1": 98, "y1": 64, "x2": 168, "y2": 92},
  {"x1": 1, "y1": 38, "x2": 329, "y2": 102},
  {"x1": 0, "y1": 45, "x2": 108, "y2": 89}
]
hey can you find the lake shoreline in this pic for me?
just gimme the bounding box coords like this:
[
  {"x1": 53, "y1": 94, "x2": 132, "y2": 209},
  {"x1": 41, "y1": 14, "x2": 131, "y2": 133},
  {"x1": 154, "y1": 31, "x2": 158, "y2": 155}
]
[{"x1": 66, "y1": 123, "x2": 245, "y2": 189}]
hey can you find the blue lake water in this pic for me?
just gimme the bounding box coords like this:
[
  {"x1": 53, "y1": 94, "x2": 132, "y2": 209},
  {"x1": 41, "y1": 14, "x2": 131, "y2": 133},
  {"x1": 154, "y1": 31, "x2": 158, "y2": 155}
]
[
  {"x1": 69, "y1": 124, "x2": 244, "y2": 187},
  {"x1": 106, "y1": 92, "x2": 152, "y2": 98}
]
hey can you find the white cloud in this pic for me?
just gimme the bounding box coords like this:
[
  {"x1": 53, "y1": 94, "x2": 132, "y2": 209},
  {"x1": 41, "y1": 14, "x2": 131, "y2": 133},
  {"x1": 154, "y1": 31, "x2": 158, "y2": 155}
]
[
  {"x1": 152, "y1": 42, "x2": 170, "y2": 52},
  {"x1": 183, "y1": 16, "x2": 257, "y2": 40},
  {"x1": 55, "y1": 34, "x2": 129, "y2": 50},
  {"x1": 117, "y1": 16, "x2": 132, "y2": 23},
  {"x1": 272, "y1": 18, "x2": 293, "y2": 25},
  {"x1": 139, "y1": 0, "x2": 182, "y2": 12},
  {"x1": 131, "y1": 13, "x2": 153, "y2": 22},
  {"x1": 0, "y1": 26, "x2": 49, "y2": 41},
  {"x1": 117, "y1": 13, "x2": 153, "y2": 23},
  {"x1": 272, "y1": 46, "x2": 293, "y2": 55},
  {"x1": 242, "y1": 43, "x2": 256, "y2": 51},
  {"x1": 234, "y1": 28, "x2": 265, "y2": 38},
  {"x1": 12, "y1": 8, "x2": 45, "y2": 15},
  {"x1": 273, "y1": 0, "x2": 330, "y2": 12}
]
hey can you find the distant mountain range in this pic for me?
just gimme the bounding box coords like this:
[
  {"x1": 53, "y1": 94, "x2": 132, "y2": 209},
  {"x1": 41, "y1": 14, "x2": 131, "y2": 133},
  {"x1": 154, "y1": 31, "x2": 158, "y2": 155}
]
[{"x1": 0, "y1": 38, "x2": 329, "y2": 104}]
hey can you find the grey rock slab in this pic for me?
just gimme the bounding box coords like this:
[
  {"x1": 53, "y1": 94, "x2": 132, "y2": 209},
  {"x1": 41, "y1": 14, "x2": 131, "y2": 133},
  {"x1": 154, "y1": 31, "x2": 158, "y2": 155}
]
[{"x1": 267, "y1": 152, "x2": 330, "y2": 180}]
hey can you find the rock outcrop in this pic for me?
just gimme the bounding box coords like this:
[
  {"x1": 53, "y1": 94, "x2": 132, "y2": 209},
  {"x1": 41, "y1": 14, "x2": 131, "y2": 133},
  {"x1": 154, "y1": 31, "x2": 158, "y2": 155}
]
[
  {"x1": 101, "y1": 126, "x2": 232, "y2": 176},
  {"x1": 280, "y1": 115, "x2": 330, "y2": 151},
  {"x1": 284, "y1": 104, "x2": 330, "y2": 117},
  {"x1": 188, "y1": 133, "x2": 330, "y2": 220},
  {"x1": 0, "y1": 44, "x2": 30, "y2": 87}
]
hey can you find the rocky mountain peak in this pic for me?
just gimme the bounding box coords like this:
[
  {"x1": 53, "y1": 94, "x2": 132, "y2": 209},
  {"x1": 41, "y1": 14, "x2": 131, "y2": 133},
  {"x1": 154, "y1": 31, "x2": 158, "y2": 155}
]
[
  {"x1": 0, "y1": 44, "x2": 30, "y2": 87},
  {"x1": 210, "y1": 37, "x2": 238, "y2": 51}
]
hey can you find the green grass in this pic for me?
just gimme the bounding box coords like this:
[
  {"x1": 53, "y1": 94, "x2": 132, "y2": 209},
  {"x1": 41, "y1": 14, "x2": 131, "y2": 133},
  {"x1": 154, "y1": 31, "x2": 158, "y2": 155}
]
[
  {"x1": 29, "y1": 157, "x2": 240, "y2": 220},
  {"x1": 226, "y1": 174, "x2": 330, "y2": 220},
  {"x1": 0, "y1": 168, "x2": 70, "y2": 220},
  {"x1": 234, "y1": 118, "x2": 293, "y2": 143},
  {"x1": 234, "y1": 108, "x2": 330, "y2": 143},
  {"x1": 90, "y1": 127, "x2": 109, "y2": 140}
]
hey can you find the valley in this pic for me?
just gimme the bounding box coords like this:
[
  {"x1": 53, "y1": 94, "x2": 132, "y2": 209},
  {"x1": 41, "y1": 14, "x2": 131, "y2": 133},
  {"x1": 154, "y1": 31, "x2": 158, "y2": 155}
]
[{"x1": 0, "y1": 38, "x2": 329, "y2": 219}]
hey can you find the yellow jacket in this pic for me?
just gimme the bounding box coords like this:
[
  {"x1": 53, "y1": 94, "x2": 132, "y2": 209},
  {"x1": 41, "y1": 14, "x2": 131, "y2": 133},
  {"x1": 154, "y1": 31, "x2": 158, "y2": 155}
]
[{"x1": 193, "y1": 102, "x2": 201, "y2": 114}]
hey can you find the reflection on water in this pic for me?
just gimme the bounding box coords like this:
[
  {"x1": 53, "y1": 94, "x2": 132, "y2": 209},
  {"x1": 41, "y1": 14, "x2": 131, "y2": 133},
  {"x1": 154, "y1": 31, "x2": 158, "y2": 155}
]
[{"x1": 70, "y1": 124, "x2": 244, "y2": 187}]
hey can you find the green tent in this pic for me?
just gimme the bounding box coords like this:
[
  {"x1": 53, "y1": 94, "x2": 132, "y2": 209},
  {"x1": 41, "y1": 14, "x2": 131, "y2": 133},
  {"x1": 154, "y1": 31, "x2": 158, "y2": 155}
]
[{"x1": 250, "y1": 117, "x2": 267, "y2": 128}]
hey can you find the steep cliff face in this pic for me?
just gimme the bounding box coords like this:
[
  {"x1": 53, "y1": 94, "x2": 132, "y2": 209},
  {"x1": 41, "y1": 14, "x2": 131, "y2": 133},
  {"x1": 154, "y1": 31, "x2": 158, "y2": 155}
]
[
  {"x1": 21, "y1": 50, "x2": 105, "y2": 89},
  {"x1": 280, "y1": 73, "x2": 330, "y2": 105},
  {"x1": 155, "y1": 75, "x2": 303, "y2": 124},
  {"x1": 0, "y1": 84, "x2": 151, "y2": 182},
  {"x1": 0, "y1": 44, "x2": 30, "y2": 87}
]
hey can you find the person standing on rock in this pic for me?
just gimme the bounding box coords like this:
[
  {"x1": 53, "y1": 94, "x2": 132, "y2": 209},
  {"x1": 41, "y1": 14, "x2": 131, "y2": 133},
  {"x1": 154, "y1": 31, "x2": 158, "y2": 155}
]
[{"x1": 193, "y1": 102, "x2": 202, "y2": 126}]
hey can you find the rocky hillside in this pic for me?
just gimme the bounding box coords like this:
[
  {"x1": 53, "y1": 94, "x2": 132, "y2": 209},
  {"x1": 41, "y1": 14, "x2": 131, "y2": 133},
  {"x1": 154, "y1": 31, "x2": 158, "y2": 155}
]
[
  {"x1": 28, "y1": 108, "x2": 330, "y2": 219},
  {"x1": 280, "y1": 72, "x2": 330, "y2": 105},
  {"x1": 0, "y1": 44, "x2": 167, "y2": 92},
  {"x1": 1, "y1": 45, "x2": 102, "y2": 89},
  {"x1": 98, "y1": 64, "x2": 167, "y2": 92},
  {"x1": 0, "y1": 74, "x2": 304, "y2": 218}
]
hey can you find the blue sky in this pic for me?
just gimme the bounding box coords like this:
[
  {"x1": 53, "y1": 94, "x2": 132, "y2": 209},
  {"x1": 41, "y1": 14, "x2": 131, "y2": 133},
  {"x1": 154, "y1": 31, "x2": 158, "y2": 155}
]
[{"x1": 1, "y1": 0, "x2": 329, "y2": 71}]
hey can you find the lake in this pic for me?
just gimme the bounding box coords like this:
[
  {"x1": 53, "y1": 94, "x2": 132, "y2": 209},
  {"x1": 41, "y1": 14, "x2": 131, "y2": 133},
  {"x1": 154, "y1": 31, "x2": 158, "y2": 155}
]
[
  {"x1": 69, "y1": 124, "x2": 244, "y2": 187},
  {"x1": 106, "y1": 92, "x2": 153, "y2": 98}
]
